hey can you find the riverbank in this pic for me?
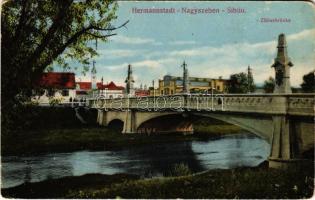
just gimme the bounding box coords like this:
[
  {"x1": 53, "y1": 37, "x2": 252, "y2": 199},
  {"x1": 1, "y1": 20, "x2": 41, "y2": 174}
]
[
  {"x1": 1, "y1": 118, "x2": 243, "y2": 156},
  {"x1": 2, "y1": 162, "x2": 313, "y2": 199}
]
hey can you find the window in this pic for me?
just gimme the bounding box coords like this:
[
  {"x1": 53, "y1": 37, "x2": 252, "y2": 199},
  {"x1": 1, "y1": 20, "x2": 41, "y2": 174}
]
[
  {"x1": 61, "y1": 90, "x2": 69, "y2": 96},
  {"x1": 217, "y1": 86, "x2": 220, "y2": 91},
  {"x1": 171, "y1": 90, "x2": 173, "y2": 94},
  {"x1": 161, "y1": 90, "x2": 164, "y2": 95},
  {"x1": 164, "y1": 88, "x2": 169, "y2": 95}
]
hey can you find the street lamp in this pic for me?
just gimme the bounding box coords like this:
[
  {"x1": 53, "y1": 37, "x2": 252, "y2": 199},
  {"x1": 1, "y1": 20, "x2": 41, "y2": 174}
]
[
  {"x1": 211, "y1": 87, "x2": 215, "y2": 110},
  {"x1": 104, "y1": 88, "x2": 108, "y2": 99}
]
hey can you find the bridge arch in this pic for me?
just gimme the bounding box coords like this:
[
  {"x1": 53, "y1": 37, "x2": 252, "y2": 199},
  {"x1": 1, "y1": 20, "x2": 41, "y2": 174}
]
[
  {"x1": 136, "y1": 113, "x2": 194, "y2": 134},
  {"x1": 192, "y1": 113, "x2": 273, "y2": 143},
  {"x1": 104, "y1": 111, "x2": 126, "y2": 126},
  {"x1": 134, "y1": 111, "x2": 273, "y2": 143},
  {"x1": 108, "y1": 119, "x2": 124, "y2": 132}
]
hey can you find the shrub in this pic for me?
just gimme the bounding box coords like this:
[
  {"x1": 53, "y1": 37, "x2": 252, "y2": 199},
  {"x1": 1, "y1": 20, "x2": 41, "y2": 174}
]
[{"x1": 169, "y1": 163, "x2": 192, "y2": 177}]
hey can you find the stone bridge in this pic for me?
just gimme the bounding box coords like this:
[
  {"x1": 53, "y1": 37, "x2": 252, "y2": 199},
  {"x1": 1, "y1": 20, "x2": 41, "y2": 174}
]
[
  {"x1": 89, "y1": 93, "x2": 314, "y2": 169},
  {"x1": 88, "y1": 33, "x2": 314, "y2": 169}
]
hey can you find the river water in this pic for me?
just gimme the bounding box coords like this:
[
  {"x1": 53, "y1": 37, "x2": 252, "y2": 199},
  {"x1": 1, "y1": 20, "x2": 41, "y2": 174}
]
[{"x1": 1, "y1": 133, "x2": 270, "y2": 188}]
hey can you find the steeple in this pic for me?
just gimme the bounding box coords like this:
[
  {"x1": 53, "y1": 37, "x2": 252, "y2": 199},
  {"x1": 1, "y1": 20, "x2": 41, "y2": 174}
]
[
  {"x1": 182, "y1": 61, "x2": 190, "y2": 94},
  {"x1": 125, "y1": 64, "x2": 135, "y2": 96},
  {"x1": 271, "y1": 33, "x2": 293, "y2": 93}
]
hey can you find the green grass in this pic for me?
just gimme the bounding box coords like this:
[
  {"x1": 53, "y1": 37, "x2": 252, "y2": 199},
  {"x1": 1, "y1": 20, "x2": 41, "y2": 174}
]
[
  {"x1": 193, "y1": 117, "x2": 243, "y2": 135},
  {"x1": 64, "y1": 164, "x2": 314, "y2": 199},
  {"x1": 2, "y1": 120, "x2": 244, "y2": 156},
  {"x1": 194, "y1": 124, "x2": 242, "y2": 135},
  {"x1": 0, "y1": 127, "x2": 196, "y2": 155},
  {"x1": 2, "y1": 163, "x2": 313, "y2": 199}
]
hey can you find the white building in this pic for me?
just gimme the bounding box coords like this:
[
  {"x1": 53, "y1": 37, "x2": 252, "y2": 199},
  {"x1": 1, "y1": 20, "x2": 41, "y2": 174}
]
[
  {"x1": 96, "y1": 81, "x2": 124, "y2": 99},
  {"x1": 32, "y1": 72, "x2": 76, "y2": 105}
]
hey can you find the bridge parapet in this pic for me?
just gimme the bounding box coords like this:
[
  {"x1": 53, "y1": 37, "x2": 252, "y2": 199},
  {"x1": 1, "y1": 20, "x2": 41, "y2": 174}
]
[{"x1": 89, "y1": 94, "x2": 314, "y2": 116}]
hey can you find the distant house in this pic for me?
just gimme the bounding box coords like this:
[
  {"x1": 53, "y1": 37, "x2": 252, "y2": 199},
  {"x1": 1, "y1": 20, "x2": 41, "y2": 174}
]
[
  {"x1": 158, "y1": 75, "x2": 229, "y2": 95},
  {"x1": 135, "y1": 89, "x2": 150, "y2": 97},
  {"x1": 76, "y1": 82, "x2": 92, "y2": 100},
  {"x1": 96, "y1": 81, "x2": 125, "y2": 99},
  {"x1": 32, "y1": 72, "x2": 76, "y2": 104}
]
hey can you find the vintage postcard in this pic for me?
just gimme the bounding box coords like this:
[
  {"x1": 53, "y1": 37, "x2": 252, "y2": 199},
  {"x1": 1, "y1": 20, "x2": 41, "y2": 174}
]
[{"x1": 1, "y1": 0, "x2": 314, "y2": 199}]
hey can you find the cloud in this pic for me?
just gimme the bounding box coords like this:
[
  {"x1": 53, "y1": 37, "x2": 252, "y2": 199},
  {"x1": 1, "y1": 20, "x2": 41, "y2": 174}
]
[
  {"x1": 169, "y1": 40, "x2": 276, "y2": 59},
  {"x1": 160, "y1": 28, "x2": 314, "y2": 86},
  {"x1": 110, "y1": 35, "x2": 158, "y2": 45},
  {"x1": 95, "y1": 49, "x2": 146, "y2": 60},
  {"x1": 169, "y1": 40, "x2": 196, "y2": 45},
  {"x1": 88, "y1": 28, "x2": 314, "y2": 87},
  {"x1": 133, "y1": 60, "x2": 162, "y2": 69},
  {"x1": 287, "y1": 28, "x2": 315, "y2": 41},
  {"x1": 106, "y1": 59, "x2": 172, "y2": 71}
]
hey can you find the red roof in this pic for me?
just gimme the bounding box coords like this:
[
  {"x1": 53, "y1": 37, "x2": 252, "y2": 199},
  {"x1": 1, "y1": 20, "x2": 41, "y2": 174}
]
[
  {"x1": 97, "y1": 81, "x2": 124, "y2": 90},
  {"x1": 36, "y1": 72, "x2": 75, "y2": 89},
  {"x1": 135, "y1": 90, "x2": 150, "y2": 97},
  {"x1": 77, "y1": 82, "x2": 92, "y2": 90}
]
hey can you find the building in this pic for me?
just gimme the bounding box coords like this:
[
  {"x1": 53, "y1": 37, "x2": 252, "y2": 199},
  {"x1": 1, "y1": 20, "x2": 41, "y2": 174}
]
[
  {"x1": 148, "y1": 87, "x2": 160, "y2": 96},
  {"x1": 77, "y1": 80, "x2": 125, "y2": 99},
  {"x1": 32, "y1": 72, "x2": 76, "y2": 104},
  {"x1": 157, "y1": 75, "x2": 229, "y2": 95},
  {"x1": 135, "y1": 89, "x2": 150, "y2": 97},
  {"x1": 97, "y1": 81, "x2": 125, "y2": 99},
  {"x1": 76, "y1": 82, "x2": 92, "y2": 100}
]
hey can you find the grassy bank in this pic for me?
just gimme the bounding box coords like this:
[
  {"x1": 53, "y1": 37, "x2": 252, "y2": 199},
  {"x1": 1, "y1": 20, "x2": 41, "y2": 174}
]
[
  {"x1": 1, "y1": 127, "x2": 186, "y2": 156},
  {"x1": 2, "y1": 163, "x2": 313, "y2": 199},
  {"x1": 2, "y1": 118, "x2": 244, "y2": 156},
  {"x1": 194, "y1": 117, "x2": 242, "y2": 135}
]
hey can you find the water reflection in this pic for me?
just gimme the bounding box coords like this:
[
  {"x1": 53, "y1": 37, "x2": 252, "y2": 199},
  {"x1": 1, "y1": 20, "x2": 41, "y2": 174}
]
[
  {"x1": 192, "y1": 134, "x2": 270, "y2": 169},
  {"x1": 1, "y1": 133, "x2": 270, "y2": 188}
]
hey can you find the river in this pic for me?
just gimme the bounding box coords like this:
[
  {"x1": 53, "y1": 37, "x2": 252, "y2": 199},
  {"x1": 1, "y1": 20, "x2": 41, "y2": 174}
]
[{"x1": 1, "y1": 133, "x2": 270, "y2": 188}]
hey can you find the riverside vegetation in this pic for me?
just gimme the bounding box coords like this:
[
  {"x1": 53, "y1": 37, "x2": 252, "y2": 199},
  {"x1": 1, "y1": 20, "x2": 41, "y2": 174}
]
[
  {"x1": 1, "y1": 106, "x2": 242, "y2": 156},
  {"x1": 2, "y1": 162, "x2": 313, "y2": 199},
  {"x1": 1, "y1": 106, "x2": 314, "y2": 198}
]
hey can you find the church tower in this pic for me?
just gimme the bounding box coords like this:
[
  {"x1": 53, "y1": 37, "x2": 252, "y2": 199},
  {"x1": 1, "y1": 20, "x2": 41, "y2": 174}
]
[
  {"x1": 125, "y1": 64, "x2": 135, "y2": 96},
  {"x1": 271, "y1": 33, "x2": 293, "y2": 93}
]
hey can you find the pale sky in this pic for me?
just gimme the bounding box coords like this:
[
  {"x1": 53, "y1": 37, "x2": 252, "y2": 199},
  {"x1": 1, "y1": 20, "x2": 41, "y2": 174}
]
[{"x1": 60, "y1": 1, "x2": 315, "y2": 87}]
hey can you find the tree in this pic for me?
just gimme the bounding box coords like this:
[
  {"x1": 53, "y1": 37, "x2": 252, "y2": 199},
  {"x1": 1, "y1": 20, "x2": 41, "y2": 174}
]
[
  {"x1": 263, "y1": 77, "x2": 275, "y2": 93},
  {"x1": 301, "y1": 71, "x2": 315, "y2": 93},
  {"x1": 227, "y1": 72, "x2": 255, "y2": 93},
  {"x1": 1, "y1": 0, "x2": 128, "y2": 131},
  {"x1": 1, "y1": 0, "x2": 128, "y2": 105}
]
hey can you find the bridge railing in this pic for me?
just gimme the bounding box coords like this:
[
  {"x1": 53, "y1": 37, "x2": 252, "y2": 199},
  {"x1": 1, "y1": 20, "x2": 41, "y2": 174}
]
[{"x1": 88, "y1": 93, "x2": 314, "y2": 116}]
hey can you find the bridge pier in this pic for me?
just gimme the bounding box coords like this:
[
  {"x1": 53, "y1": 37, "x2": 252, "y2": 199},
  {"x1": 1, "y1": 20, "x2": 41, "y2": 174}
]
[
  {"x1": 268, "y1": 115, "x2": 311, "y2": 169},
  {"x1": 122, "y1": 110, "x2": 137, "y2": 134},
  {"x1": 97, "y1": 109, "x2": 107, "y2": 126}
]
